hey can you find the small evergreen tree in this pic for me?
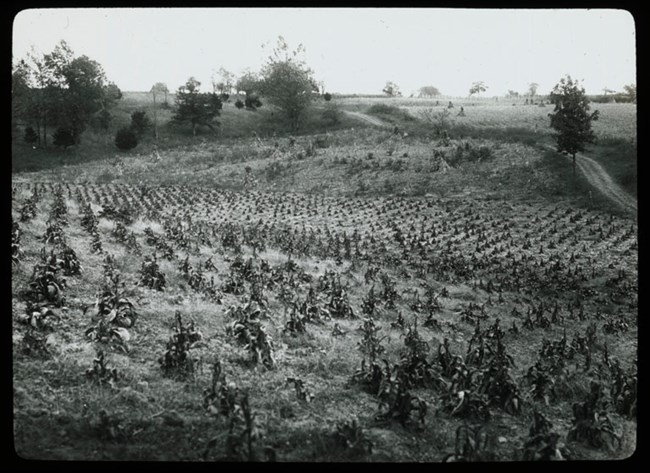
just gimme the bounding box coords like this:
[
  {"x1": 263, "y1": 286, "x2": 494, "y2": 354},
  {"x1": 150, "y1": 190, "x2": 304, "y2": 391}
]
[
  {"x1": 171, "y1": 77, "x2": 222, "y2": 136},
  {"x1": 130, "y1": 110, "x2": 151, "y2": 135},
  {"x1": 115, "y1": 126, "x2": 138, "y2": 150},
  {"x1": 548, "y1": 76, "x2": 600, "y2": 178}
]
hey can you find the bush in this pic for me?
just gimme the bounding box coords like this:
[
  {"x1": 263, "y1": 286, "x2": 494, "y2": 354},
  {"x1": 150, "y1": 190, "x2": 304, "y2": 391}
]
[
  {"x1": 130, "y1": 110, "x2": 151, "y2": 135},
  {"x1": 322, "y1": 104, "x2": 343, "y2": 126},
  {"x1": 24, "y1": 127, "x2": 38, "y2": 144},
  {"x1": 245, "y1": 95, "x2": 263, "y2": 110},
  {"x1": 52, "y1": 127, "x2": 76, "y2": 149},
  {"x1": 115, "y1": 127, "x2": 138, "y2": 150},
  {"x1": 235, "y1": 99, "x2": 245, "y2": 109},
  {"x1": 367, "y1": 103, "x2": 414, "y2": 122},
  {"x1": 323, "y1": 93, "x2": 332, "y2": 101}
]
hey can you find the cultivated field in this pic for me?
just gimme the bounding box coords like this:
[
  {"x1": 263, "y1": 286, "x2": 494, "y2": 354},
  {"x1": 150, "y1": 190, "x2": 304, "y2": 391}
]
[{"x1": 12, "y1": 95, "x2": 637, "y2": 462}]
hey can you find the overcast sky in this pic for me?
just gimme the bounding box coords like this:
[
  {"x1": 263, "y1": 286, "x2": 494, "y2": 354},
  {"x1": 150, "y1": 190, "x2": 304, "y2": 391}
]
[{"x1": 12, "y1": 8, "x2": 636, "y2": 97}]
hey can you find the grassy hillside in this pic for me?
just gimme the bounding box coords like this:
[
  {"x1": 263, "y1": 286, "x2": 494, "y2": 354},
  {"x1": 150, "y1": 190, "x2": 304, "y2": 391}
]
[{"x1": 12, "y1": 93, "x2": 636, "y2": 214}]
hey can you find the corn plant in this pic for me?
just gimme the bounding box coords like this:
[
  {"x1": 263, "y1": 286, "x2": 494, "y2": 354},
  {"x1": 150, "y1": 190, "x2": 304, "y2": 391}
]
[
  {"x1": 521, "y1": 411, "x2": 568, "y2": 461},
  {"x1": 159, "y1": 310, "x2": 203, "y2": 378},
  {"x1": 19, "y1": 195, "x2": 38, "y2": 222},
  {"x1": 85, "y1": 350, "x2": 120, "y2": 387},
  {"x1": 399, "y1": 319, "x2": 441, "y2": 388},
  {"x1": 43, "y1": 220, "x2": 67, "y2": 246},
  {"x1": 138, "y1": 254, "x2": 166, "y2": 291},
  {"x1": 443, "y1": 425, "x2": 495, "y2": 462},
  {"x1": 331, "y1": 418, "x2": 373, "y2": 457},
  {"x1": 283, "y1": 305, "x2": 308, "y2": 336},
  {"x1": 327, "y1": 279, "x2": 356, "y2": 319},
  {"x1": 357, "y1": 316, "x2": 386, "y2": 364},
  {"x1": 567, "y1": 381, "x2": 621, "y2": 451},
  {"x1": 58, "y1": 244, "x2": 83, "y2": 276},
  {"x1": 376, "y1": 366, "x2": 427, "y2": 427},
  {"x1": 85, "y1": 319, "x2": 131, "y2": 354},
  {"x1": 286, "y1": 377, "x2": 314, "y2": 402},
  {"x1": 204, "y1": 388, "x2": 262, "y2": 462},
  {"x1": 361, "y1": 285, "x2": 383, "y2": 317},
  {"x1": 21, "y1": 249, "x2": 66, "y2": 307},
  {"x1": 17, "y1": 302, "x2": 60, "y2": 331},
  {"x1": 87, "y1": 273, "x2": 137, "y2": 328},
  {"x1": 203, "y1": 359, "x2": 239, "y2": 417},
  {"x1": 12, "y1": 220, "x2": 23, "y2": 265},
  {"x1": 20, "y1": 327, "x2": 50, "y2": 358},
  {"x1": 227, "y1": 304, "x2": 275, "y2": 369},
  {"x1": 609, "y1": 361, "x2": 636, "y2": 419}
]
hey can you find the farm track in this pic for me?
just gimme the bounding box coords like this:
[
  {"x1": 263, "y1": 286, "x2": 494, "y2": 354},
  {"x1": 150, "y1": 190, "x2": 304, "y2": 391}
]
[
  {"x1": 573, "y1": 153, "x2": 637, "y2": 215},
  {"x1": 344, "y1": 110, "x2": 389, "y2": 128},
  {"x1": 346, "y1": 110, "x2": 637, "y2": 216}
]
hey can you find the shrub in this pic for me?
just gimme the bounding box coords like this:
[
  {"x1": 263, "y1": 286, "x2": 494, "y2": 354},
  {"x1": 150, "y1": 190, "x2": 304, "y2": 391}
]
[
  {"x1": 322, "y1": 104, "x2": 342, "y2": 126},
  {"x1": 245, "y1": 95, "x2": 263, "y2": 110},
  {"x1": 24, "y1": 127, "x2": 38, "y2": 144},
  {"x1": 115, "y1": 127, "x2": 138, "y2": 150},
  {"x1": 53, "y1": 127, "x2": 76, "y2": 149},
  {"x1": 323, "y1": 92, "x2": 332, "y2": 101},
  {"x1": 235, "y1": 99, "x2": 245, "y2": 109}
]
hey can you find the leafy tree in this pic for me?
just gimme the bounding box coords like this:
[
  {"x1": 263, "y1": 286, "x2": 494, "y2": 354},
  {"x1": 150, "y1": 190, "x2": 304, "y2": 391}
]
[
  {"x1": 528, "y1": 82, "x2": 539, "y2": 99},
  {"x1": 548, "y1": 76, "x2": 600, "y2": 178},
  {"x1": 259, "y1": 36, "x2": 318, "y2": 130},
  {"x1": 150, "y1": 82, "x2": 169, "y2": 140},
  {"x1": 469, "y1": 81, "x2": 487, "y2": 97},
  {"x1": 115, "y1": 127, "x2": 138, "y2": 150},
  {"x1": 236, "y1": 71, "x2": 261, "y2": 96},
  {"x1": 95, "y1": 108, "x2": 112, "y2": 131},
  {"x1": 418, "y1": 86, "x2": 440, "y2": 98},
  {"x1": 171, "y1": 77, "x2": 223, "y2": 136},
  {"x1": 151, "y1": 82, "x2": 169, "y2": 107},
  {"x1": 105, "y1": 82, "x2": 123, "y2": 101},
  {"x1": 507, "y1": 90, "x2": 520, "y2": 98},
  {"x1": 12, "y1": 40, "x2": 119, "y2": 147},
  {"x1": 130, "y1": 110, "x2": 151, "y2": 135},
  {"x1": 622, "y1": 84, "x2": 636, "y2": 103},
  {"x1": 212, "y1": 67, "x2": 235, "y2": 96},
  {"x1": 235, "y1": 71, "x2": 263, "y2": 110},
  {"x1": 383, "y1": 81, "x2": 401, "y2": 97}
]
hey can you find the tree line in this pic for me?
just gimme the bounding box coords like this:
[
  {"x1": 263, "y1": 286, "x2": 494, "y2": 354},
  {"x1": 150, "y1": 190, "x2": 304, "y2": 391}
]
[{"x1": 12, "y1": 36, "x2": 327, "y2": 150}]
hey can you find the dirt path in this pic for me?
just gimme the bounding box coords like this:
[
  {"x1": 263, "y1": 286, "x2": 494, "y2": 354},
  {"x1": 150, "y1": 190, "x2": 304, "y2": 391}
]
[
  {"x1": 345, "y1": 110, "x2": 636, "y2": 215},
  {"x1": 573, "y1": 152, "x2": 637, "y2": 215},
  {"x1": 344, "y1": 110, "x2": 388, "y2": 128}
]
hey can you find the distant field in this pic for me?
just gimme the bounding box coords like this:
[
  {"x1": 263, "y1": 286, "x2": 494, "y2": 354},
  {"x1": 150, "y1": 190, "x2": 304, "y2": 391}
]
[{"x1": 338, "y1": 97, "x2": 637, "y2": 144}]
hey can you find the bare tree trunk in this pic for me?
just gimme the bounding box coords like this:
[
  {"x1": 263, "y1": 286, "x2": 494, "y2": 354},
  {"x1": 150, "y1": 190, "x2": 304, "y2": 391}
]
[
  {"x1": 36, "y1": 120, "x2": 41, "y2": 147},
  {"x1": 153, "y1": 92, "x2": 158, "y2": 140},
  {"x1": 572, "y1": 153, "x2": 576, "y2": 180},
  {"x1": 43, "y1": 111, "x2": 47, "y2": 148}
]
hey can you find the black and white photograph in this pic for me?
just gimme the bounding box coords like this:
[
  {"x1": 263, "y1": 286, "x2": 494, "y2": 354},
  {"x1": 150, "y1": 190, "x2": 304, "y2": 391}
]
[{"x1": 11, "y1": 7, "x2": 637, "y2": 462}]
